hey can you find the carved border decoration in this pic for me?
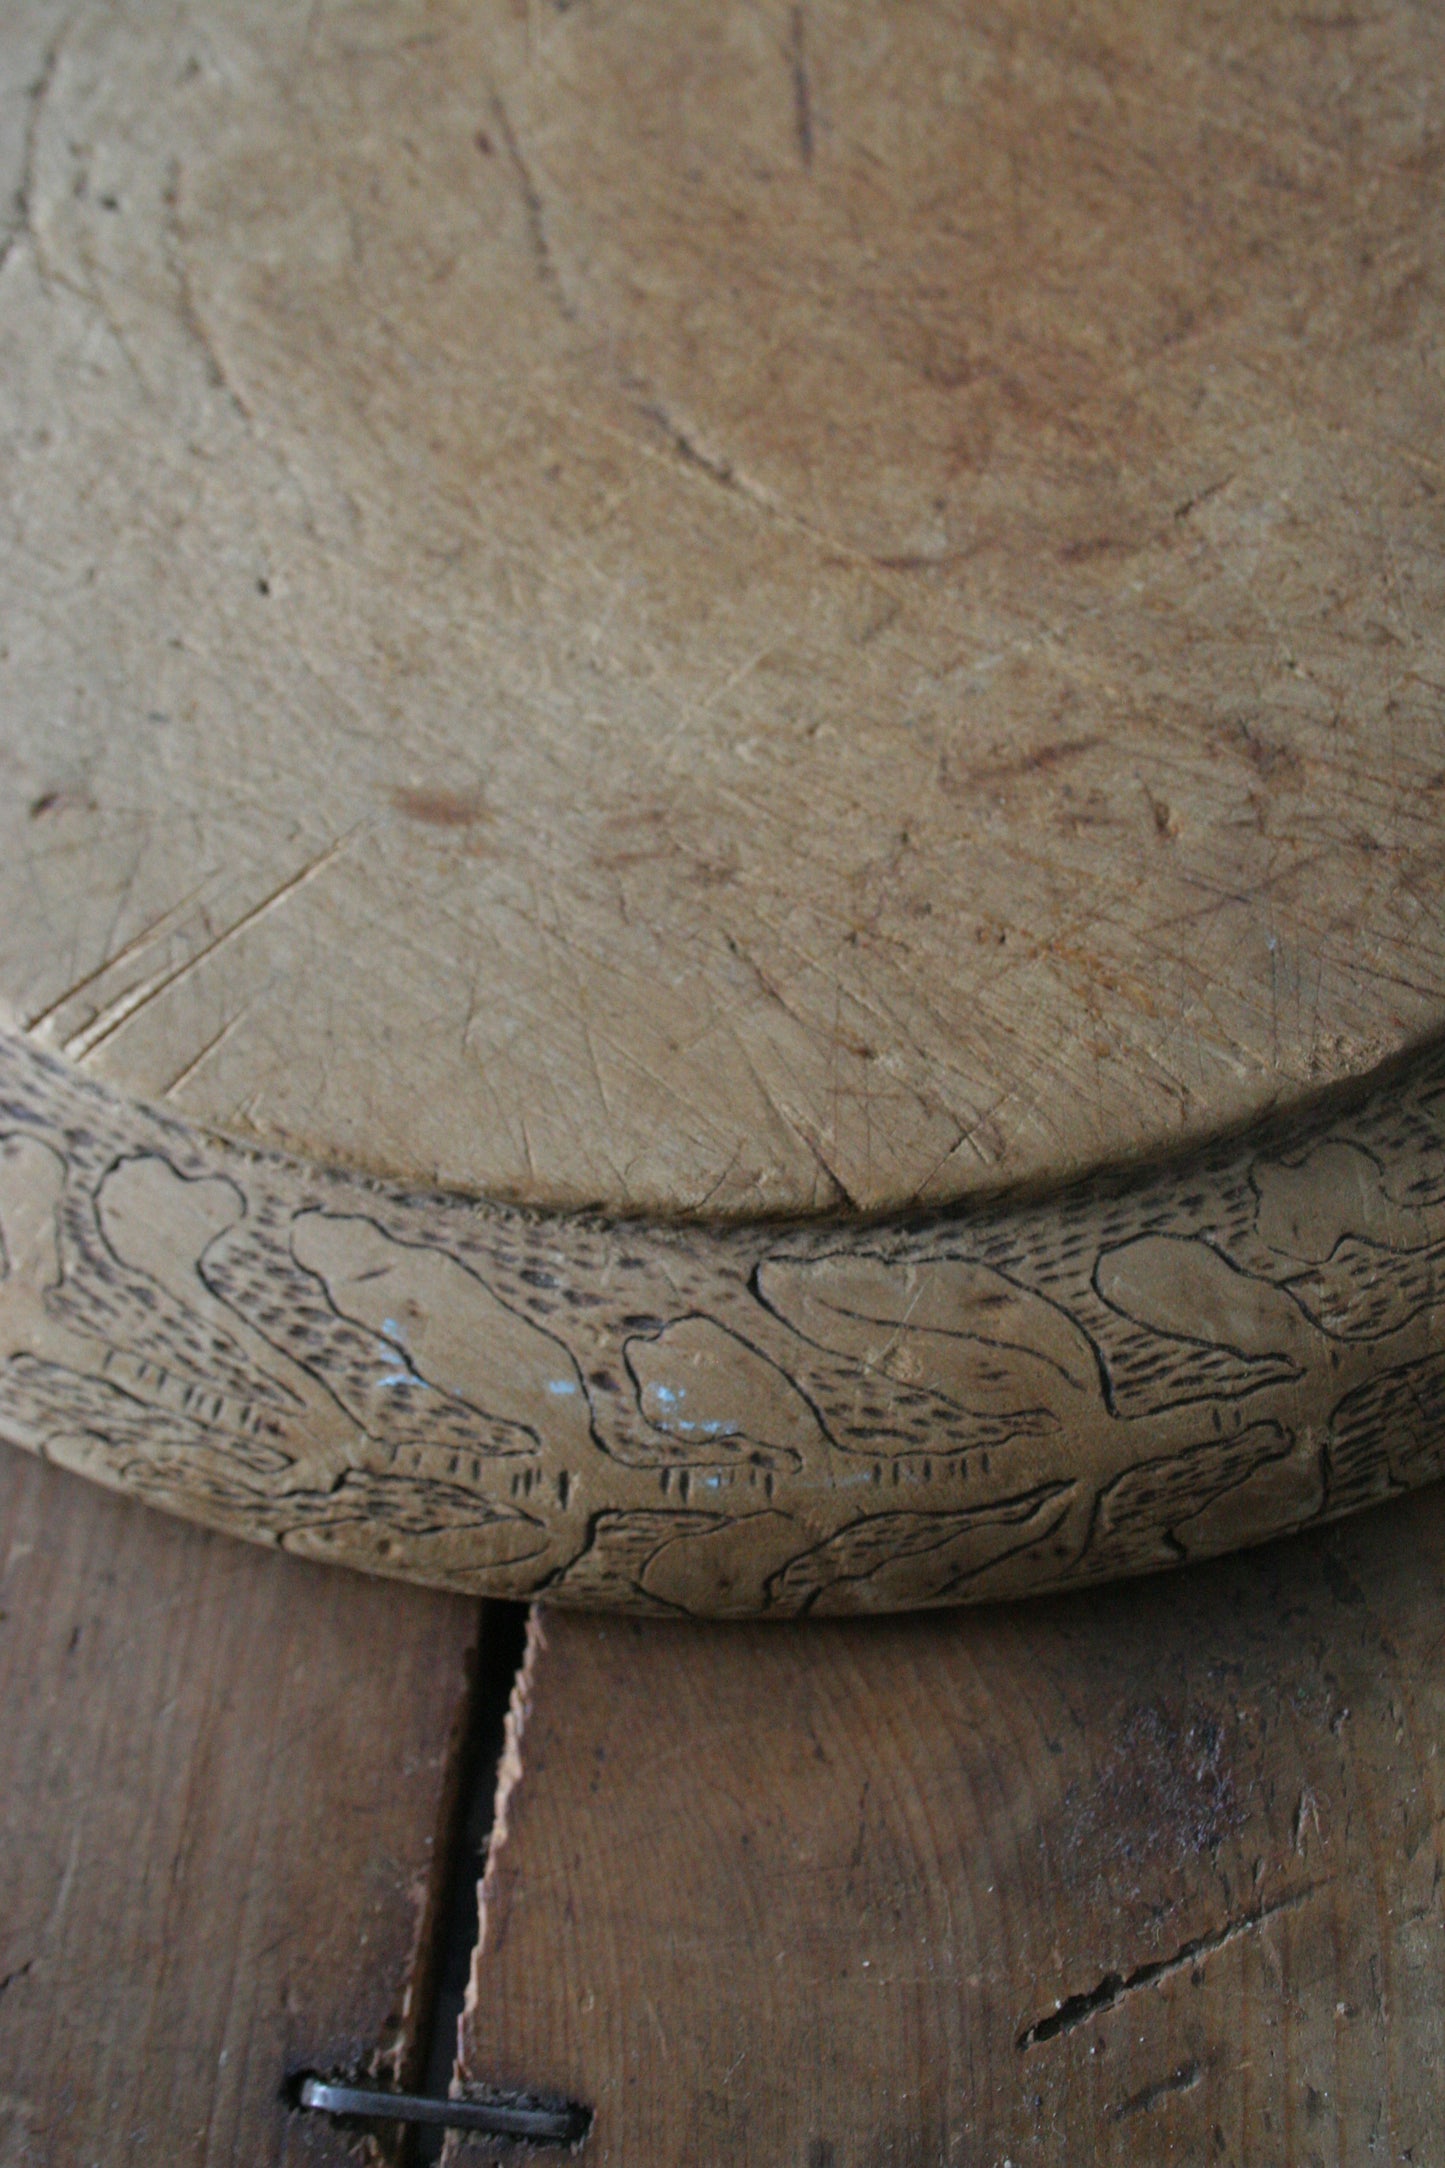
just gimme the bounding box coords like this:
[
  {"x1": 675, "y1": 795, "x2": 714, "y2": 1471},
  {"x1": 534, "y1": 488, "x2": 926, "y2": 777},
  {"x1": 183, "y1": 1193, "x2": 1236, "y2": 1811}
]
[{"x1": 1, "y1": 1027, "x2": 1442, "y2": 1615}]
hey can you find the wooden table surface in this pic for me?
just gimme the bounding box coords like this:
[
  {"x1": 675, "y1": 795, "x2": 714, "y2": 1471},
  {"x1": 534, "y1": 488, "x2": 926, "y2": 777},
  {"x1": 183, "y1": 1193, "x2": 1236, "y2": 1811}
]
[
  {"x1": 459, "y1": 1495, "x2": 1445, "y2": 2167},
  {"x1": 6, "y1": 1433, "x2": 1445, "y2": 2166},
  {"x1": 0, "y1": 1440, "x2": 481, "y2": 2168}
]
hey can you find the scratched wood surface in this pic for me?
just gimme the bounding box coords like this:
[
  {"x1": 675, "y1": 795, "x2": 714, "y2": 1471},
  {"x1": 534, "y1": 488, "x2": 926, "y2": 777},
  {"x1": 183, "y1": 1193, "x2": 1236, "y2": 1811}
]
[
  {"x1": 4, "y1": 0, "x2": 1445, "y2": 1608},
  {"x1": 456, "y1": 1487, "x2": 1445, "y2": 2167},
  {"x1": 3, "y1": 0, "x2": 1445, "y2": 1221},
  {"x1": 0, "y1": 1436, "x2": 480, "y2": 2168}
]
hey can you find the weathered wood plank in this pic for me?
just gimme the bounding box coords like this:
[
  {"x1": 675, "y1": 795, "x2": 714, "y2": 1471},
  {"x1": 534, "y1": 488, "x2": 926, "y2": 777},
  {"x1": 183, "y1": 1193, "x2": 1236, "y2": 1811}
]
[
  {"x1": 0, "y1": 1440, "x2": 480, "y2": 2168},
  {"x1": 457, "y1": 1491, "x2": 1445, "y2": 2165}
]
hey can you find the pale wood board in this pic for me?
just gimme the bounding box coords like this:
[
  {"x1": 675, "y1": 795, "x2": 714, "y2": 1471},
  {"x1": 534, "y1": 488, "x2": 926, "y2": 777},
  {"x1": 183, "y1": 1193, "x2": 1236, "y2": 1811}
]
[
  {"x1": 2, "y1": 0, "x2": 1444, "y2": 1219},
  {"x1": 457, "y1": 1489, "x2": 1445, "y2": 2165},
  {"x1": 5, "y1": 0, "x2": 1445, "y2": 1610},
  {"x1": 0, "y1": 1437, "x2": 480, "y2": 2168}
]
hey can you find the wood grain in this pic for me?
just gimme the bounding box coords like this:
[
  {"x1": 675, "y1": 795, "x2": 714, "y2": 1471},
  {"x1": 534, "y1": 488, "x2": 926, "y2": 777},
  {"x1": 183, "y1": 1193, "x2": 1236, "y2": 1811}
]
[
  {"x1": 2, "y1": 0, "x2": 1444, "y2": 1217},
  {"x1": 0, "y1": 1436, "x2": 480, "y2": 2168},
  {"x1": 4, "y1": 1025, "x2": 1445, "y2": 1612},
  {"x1": 455, "y1": 1488, "x2": 1445, "y2": 2167}
]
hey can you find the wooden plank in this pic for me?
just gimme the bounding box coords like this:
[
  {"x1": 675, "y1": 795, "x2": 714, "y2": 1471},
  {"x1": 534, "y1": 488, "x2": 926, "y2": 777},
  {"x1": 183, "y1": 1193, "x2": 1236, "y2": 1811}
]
[
  {"x1": 0, "y1": 1439, "x2": 481, "y2": 2168},
  {"x1": 458, "y1": 1492, "x2": 1445, "y2": 2165}
]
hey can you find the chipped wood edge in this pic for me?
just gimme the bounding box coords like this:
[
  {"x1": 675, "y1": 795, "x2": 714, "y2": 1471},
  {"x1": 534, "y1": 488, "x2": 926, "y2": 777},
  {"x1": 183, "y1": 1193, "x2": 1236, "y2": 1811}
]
[{"x1": 1, "y1": 1025, "x2": 1442, "y2": 1615}]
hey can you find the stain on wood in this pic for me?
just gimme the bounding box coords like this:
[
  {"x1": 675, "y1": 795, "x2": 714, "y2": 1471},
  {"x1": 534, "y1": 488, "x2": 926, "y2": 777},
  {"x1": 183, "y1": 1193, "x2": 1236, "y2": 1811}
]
[{"x1": 390, "y1": 787, "x2": 489, "y2": 830}]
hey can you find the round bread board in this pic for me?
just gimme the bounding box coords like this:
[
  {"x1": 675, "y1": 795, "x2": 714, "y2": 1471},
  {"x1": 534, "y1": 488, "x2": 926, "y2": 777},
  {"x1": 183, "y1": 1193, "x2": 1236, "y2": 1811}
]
[{"x1": 2, "y1": 0, "x2": 1444, "y2": 1611}]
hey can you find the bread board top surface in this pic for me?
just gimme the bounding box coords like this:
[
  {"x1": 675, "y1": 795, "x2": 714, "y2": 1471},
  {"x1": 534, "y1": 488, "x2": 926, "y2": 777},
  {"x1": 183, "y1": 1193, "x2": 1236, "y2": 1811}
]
[{"x1": 2, "y1": 0, "x2": 1443, "y2": 1217}]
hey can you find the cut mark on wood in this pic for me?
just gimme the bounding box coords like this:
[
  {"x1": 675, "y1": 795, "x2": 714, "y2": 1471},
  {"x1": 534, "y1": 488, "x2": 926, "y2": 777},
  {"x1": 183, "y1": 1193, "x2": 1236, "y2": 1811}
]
[
  {"x1": 0, "y1": 20, "x2": 64, "y2": 279},
  {"x1": 56, "y1": 830, "x2": 369, "y2": 1062},
  {"x1": 788, "y1": 5, "x2": 814, "y2": 168},
  {"x1": 488, "y1": 87, "x2": 576, "y2": 322},
  {"x1": 1017, "y1": 1883, "x2": 1319, "y2": 2048},
  {"x1": 1112, "y1": 2062, "x2": 1203, "y2": 2121}
]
